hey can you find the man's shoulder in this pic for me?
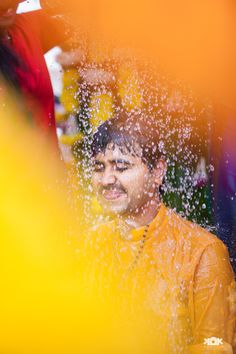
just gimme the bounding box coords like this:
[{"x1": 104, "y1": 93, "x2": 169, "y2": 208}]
[
  {"x1": 152, "y1": 206, "x2": 231, "y2": 272},
  {"x1": 163, "y1": 206, "x2": 222, "y2": 250}
]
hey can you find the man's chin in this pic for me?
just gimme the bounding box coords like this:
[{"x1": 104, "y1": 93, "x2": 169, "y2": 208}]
[
  {"x1": 101, "y1": 202, "x2": 128, "y2": 216},
  {"x1": 98, "y1": 194, "x2": 128, "y2": 215}
]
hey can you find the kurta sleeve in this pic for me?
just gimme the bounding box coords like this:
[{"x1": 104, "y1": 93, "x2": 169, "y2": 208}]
[{"x1": 189, "y1": 241, "x2": 236, "y2": 353}]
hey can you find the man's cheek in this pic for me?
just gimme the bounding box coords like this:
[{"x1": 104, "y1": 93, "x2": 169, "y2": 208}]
[{"x1": 91, "y1": 180, "x2": 99, "y2": 195}]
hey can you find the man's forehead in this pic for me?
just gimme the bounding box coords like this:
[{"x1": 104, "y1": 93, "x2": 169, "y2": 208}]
[{"x1": 94, "y1": 144, "x2": 143, "y2": 162}]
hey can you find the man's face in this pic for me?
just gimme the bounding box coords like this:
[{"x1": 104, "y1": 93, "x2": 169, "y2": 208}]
[
  {"x1": 92, "y1": 144, "x2": 161, "y2": 216},
  {"x1": 0, "y1": 0, "x2": 21, "y2": 31}
]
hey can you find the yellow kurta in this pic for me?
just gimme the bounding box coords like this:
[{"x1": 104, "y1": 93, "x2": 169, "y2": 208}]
[{"x1": 82, "y1": 204, "x2": 236, "y2": 353}]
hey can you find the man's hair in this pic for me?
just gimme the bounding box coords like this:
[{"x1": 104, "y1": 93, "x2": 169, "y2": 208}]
[{"x1": 91, "y1": 110, "x2": 165, "y2": 169}]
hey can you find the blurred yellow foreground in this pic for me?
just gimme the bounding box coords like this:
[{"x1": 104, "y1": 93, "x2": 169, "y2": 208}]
[{"x1": 0, "y1": 96, "x2": 162, "y2": 354}]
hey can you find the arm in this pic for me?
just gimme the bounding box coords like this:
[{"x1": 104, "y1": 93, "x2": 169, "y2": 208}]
[
  {"x1": 30, "y1": 0, "x2": 76, "y2": 53},
  {"x1": 37, "y1": 10, "x2": 70, "y2": 53},
  {"x1": 190, "y1": 241, "x2": 236, "y2": 353}
]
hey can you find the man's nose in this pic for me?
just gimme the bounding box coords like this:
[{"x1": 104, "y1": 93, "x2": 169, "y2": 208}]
[{"x1": 101, "y1": 170, "x2": 116, "y2": 186}]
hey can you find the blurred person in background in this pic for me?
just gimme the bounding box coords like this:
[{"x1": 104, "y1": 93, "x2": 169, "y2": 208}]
[{"x1": 0, "y1": 0, "x2": 68, "y2": 141}]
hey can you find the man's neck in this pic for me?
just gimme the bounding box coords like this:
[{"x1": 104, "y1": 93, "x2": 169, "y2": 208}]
[{"x1": 122, "y1": 198, "x2": 161, "y2": 229}]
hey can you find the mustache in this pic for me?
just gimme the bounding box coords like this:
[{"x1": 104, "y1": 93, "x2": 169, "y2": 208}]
[{"x1": 99, "y1": 184, "x2": 127, "y2": 194}]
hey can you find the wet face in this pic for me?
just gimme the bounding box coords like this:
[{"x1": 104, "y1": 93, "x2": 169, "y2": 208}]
[
  {"x1": 0, "y1": 0, "x2": 21, "y2": 33},
  {"x1": 92, "y1": 144, "x2": 164, "y2": 217}
]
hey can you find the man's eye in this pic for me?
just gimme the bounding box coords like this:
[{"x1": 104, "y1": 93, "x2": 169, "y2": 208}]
[
  {"x1": 115, "y1": 165, "x2": 129, "y2": 172},
  {"x1": 93, "y1": 164, "x2": 104, "y2": 172}
]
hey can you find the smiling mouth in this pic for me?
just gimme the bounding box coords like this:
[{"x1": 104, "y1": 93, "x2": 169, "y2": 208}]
[{"x1": 102, "y1": 189, "x2": 126, "y2": 201}]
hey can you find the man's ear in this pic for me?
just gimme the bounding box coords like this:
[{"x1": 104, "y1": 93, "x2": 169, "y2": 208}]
[{"x1": 153, "y1": 159, "x2": 167, "y2": 185}]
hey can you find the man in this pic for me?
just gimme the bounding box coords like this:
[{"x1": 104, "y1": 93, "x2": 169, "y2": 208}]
[{"x1": 87, "y1": 110, "x2": 236, "y2": 353}]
